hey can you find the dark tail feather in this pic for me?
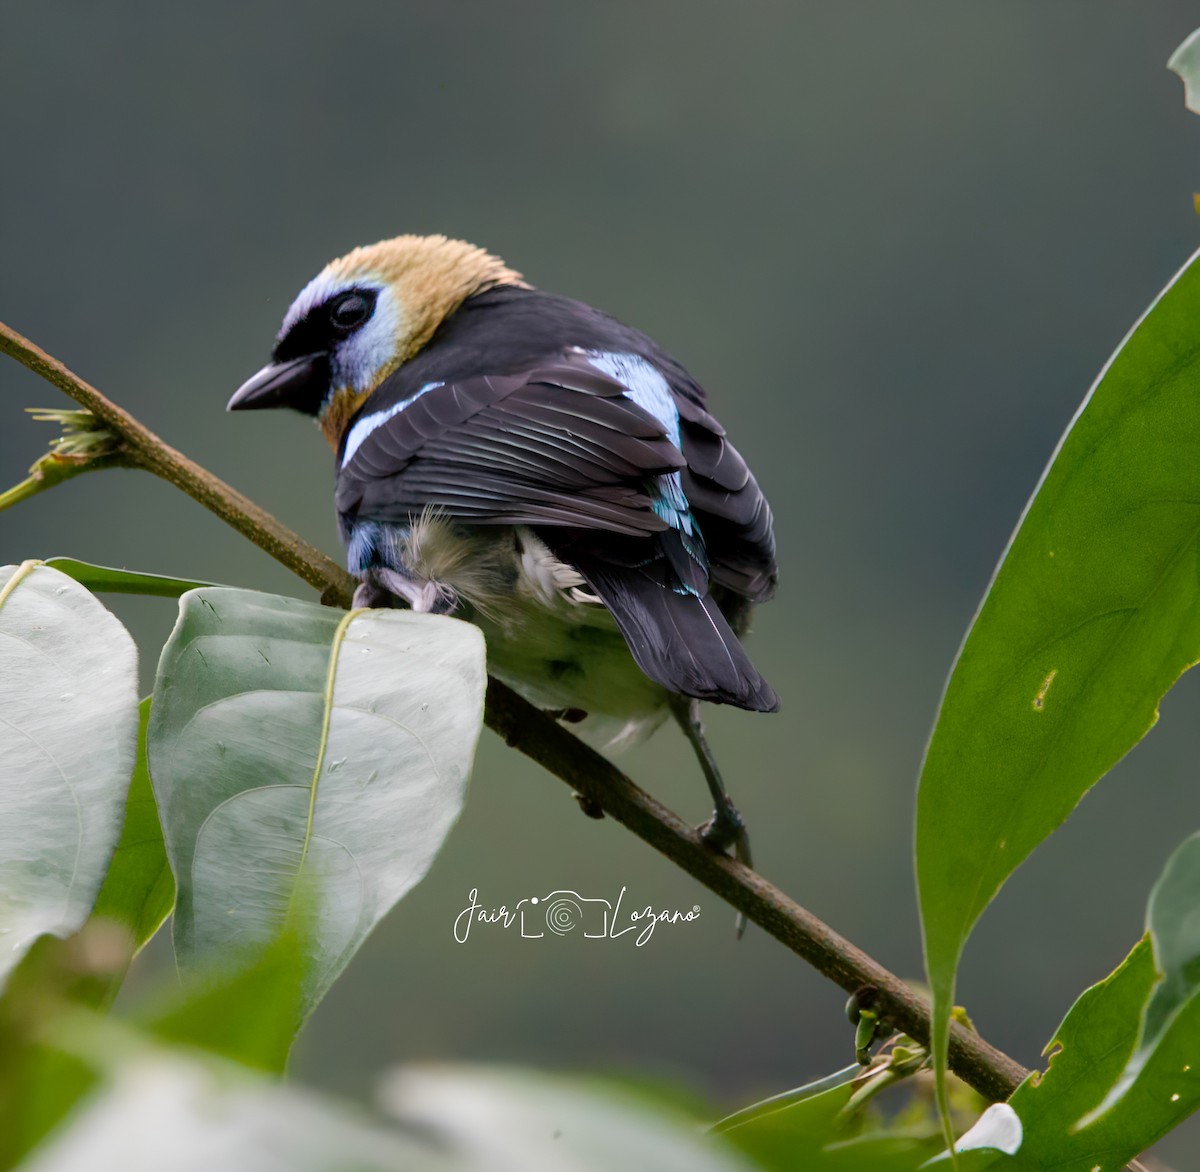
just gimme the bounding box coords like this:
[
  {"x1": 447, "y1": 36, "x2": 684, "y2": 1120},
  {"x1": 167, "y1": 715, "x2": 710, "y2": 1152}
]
[{"x1": 575, "y1": 562, "x2": 779, "y2": 713}]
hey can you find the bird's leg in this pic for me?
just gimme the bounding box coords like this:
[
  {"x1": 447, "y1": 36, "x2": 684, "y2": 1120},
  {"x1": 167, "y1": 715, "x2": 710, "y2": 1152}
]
[
  {"x1": 671, "y1": 695, "x2": 751, "y2": 938},
  {"x1": 669, "y1": 694, "x2": 752, "y2": 870}
]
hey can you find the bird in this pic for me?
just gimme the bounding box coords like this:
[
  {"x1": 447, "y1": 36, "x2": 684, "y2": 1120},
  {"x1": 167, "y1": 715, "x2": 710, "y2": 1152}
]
[{"x1": 229, "y1": 234, "x2": 778, "y2": 865}]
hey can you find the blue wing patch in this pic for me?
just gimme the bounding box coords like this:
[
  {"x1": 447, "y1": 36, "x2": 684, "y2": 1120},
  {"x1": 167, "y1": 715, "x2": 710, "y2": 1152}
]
[
  {"x1": 582, "y1": 350, "x2": 681, "y2": 444},
  {"x1": 584, "y1": 350, "x2": 707, "y2": 590}
]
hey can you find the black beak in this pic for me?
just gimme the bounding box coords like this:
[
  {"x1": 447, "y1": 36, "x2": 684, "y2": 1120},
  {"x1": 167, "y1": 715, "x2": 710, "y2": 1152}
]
[{"x1": 227, "y1": 354, "x2": 330, "y2": 414}]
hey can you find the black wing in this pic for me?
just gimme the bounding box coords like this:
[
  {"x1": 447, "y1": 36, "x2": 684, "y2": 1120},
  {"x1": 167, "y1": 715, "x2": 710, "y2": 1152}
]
[
  {"x1": 550, "y1": 393, "x2": 782, "y2": 710},
  {"x1": 671, "y1": 390, "x2": 777, "y2": 605},
  {"x1": 336, "y1": 361, "x2": 685, "y2": 535}
]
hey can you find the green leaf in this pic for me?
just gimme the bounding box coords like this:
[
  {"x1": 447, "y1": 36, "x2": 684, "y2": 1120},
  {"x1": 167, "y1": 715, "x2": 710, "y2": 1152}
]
[
  {"x1": 711, "y1": 1065, "x2": 862, "y2": 1135},
  {"x1": 1004, "y1": 937, "x2": 1154, "y2": 1167},
  {"x1": 0, "y1": 936, "x2": 103, "y2": 1168},
  {"x1": 148, "y1": 588, "x2": 486, "y2": 1027},
  {"x1": 43, "y1": 557, "x2": 220, "y2": 598},
  {"x1": 716, "y1": 1080, "x2": 861, "y2": 1169},
  {"x1": 89, "y1": 698, "x2": 175, "y2": 960},
  {"x1": 715, "y1": 1071, "x2": 959, "y2": 1171},
  {"x1": 915, "y1": 250, "x2": 1200, "y2": 1123},
  {"x1": 0, "y1": 562, "x2": 139, "y2": 987},
  {"x1": 1074, "y1": 833, "x2": 1200, "y2": 1133},
  {"x1": 952, "y1": 934, "x2": 1200, "y2": 1168},
  {"x1": 139, "y1": 928, "x2": 306, "y2": 1074},
  {"x1": 1126, "y1": 833, "x2": 1200, "y2": 1093},
  {"x1": 1169, "y1": 28, "x2": 1200, "y2": 115}
]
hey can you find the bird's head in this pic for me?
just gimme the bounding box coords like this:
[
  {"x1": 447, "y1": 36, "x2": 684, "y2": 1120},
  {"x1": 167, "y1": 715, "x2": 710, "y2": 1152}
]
[{"x1": 228, "y1": 234, "x2": 525, "y2": 445}]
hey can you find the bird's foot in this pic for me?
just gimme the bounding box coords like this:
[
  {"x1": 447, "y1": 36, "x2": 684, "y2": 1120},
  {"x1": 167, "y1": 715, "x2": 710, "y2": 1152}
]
[
  {"x1": 699, "y1": 798, "x2": 753, "y2": 870},
  {"x1": 700, "y1": 802, "x2": 752, "y2": 939}
]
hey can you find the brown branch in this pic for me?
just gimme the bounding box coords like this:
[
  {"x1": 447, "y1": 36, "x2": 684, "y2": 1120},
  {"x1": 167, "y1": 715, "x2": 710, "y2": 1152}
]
[
  {"x1": 0, "y1": 319, "x2": 1029, "y2": 1104},
  {"x1": 0, "y1": 326, "x2": 352, "y2": 603}
]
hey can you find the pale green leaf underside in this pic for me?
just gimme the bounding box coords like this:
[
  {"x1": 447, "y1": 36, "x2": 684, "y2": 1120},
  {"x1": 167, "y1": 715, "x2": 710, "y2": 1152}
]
[
  {"x1": 148, "y1": 588, "x2": 486, "y2": 1021},
  {"x1": 1168, "y1": 27, "x2": 1200, "y2": 115},
  {"x1": 28, "y1": 1031, "x2": 750, "y2": 1172},
  {"x1": 0, "y1": 562, "x2": 139, "y2": 986},
  {"x1": 23, "y1": 1051, "x2": 452, "y2": 1172},
  {"x1": 381, "y1": 1066, "x2": 758, "y2": 1172},
  {"x1": 916, "y1": 248, "x2": 1200, "y2": 1112}
]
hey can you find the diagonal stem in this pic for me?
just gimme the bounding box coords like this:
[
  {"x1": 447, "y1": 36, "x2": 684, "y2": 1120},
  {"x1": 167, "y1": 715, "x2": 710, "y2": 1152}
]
[{"x1": 0, "y1": 318, "x2": 1030, "y2": 1104}]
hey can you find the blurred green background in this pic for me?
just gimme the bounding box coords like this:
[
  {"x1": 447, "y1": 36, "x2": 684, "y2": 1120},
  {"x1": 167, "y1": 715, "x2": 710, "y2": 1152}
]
[{"x1": 4, "y1": 0, "x2": 1200, "y2": 1160}]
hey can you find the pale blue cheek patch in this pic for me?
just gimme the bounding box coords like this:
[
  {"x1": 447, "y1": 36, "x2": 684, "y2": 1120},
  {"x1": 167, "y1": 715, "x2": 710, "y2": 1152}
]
[
  {"x1": 280, "y1": 273, "x2": 399, "y2": 412},
  {"x1": 331, "y1": 291, "x2": 402, "y2": 394}
]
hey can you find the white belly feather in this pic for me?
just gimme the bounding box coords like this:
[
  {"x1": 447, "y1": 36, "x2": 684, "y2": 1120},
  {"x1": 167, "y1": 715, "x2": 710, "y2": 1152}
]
[{"x1": 389, "y1": 514, "x2": 669, "y2": 748}]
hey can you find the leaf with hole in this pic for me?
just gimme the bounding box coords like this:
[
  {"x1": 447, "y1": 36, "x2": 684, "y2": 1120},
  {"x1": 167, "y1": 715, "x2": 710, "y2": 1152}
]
[
  {"x1": 947, "y1": 934, "x2": 1200, "y2": 1168},
  {"x1": 1073, "y1": 832, "x2": 1200, "y2": 1136},
  {"x1": 915, "y1": 248, "x2": 1200, "y2": 1121}
]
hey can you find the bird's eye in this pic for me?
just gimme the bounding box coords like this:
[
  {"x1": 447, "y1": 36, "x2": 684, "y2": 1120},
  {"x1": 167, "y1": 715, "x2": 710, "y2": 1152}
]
[{"x1": 328, "y1": 291, "x2": 373, "y2": 332}]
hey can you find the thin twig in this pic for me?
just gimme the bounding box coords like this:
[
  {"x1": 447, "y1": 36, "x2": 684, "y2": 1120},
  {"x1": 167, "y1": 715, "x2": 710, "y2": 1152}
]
[
  {"x1": 0, "y1": 325, "x2": 350, "y2": 601},
  {"x1": 0, "y1": 319, "x2": 1030, "y2": 1104}
]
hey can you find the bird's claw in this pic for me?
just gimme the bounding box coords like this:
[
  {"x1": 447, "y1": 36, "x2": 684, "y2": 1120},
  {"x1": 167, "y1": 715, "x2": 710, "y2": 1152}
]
[
  {"x1": 699, "y1": 799, "x2": 752, "y2": 869},
  {"x1": 700, "y1": 802, "x2": 753, "y2": 938}
]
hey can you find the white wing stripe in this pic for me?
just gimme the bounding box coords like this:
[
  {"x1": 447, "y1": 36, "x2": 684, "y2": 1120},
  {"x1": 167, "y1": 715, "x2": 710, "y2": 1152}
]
[{"x1": 341, "y1": 381, "x2": 445, "y2": 467}]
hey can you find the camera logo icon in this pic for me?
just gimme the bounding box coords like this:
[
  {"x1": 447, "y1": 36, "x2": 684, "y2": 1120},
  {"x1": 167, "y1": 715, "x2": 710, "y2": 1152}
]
[{"x1": 528, "y1": 890, "x2": 614, "y2": 938}]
